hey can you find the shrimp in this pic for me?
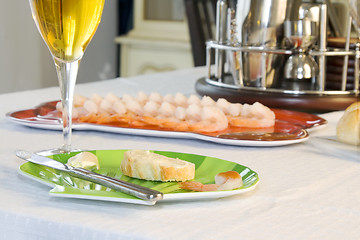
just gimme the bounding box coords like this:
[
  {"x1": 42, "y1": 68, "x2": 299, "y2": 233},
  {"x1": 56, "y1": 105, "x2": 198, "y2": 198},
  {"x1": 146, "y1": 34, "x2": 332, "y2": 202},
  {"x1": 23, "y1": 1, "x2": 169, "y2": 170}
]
[
  {"x1": 79, "y1": 113, "x2": 100, "y2": 123},
  {"x1": 185, "y1": 104, "x2": 202, "y2": 121},
  {"x1": 174, "y1": 93, "x2": 188, "y2": 107},
  {"x1": 201, "y1": 96, "x2": 216, "y2": 107},
  {"x1": 122, "y1": 94, "x2": 135, "y2": 103},
  {"x1": 56, "y1": 101, "x2": 63, "y2": 112},
  {"x1": 137, "y1": 91, "x2": 148, "y2": 103},
  {"x1": 69, "y1": 92, "x2": 276, "y2": 132},
  {"x1": 216, "y1": 98, "x2": 231, "y2": 114},
  {"x1": 140, "y1": 114, "x2": 188, "y2": 131},
  {"x1": 90, "y1": 93, "x2": 103, "y2": 105},
  {"x1": 97, "y1": 113, "x2": 117, "y2": 124},
  {"x1": 189, "y1": 121, "x2": 227, "y2": 133},
  {"x1": 143, "y1": 101, "x2": 159, "y2": 117},
  {"x1": 228, "y1": 102, "x2": 275, "y2": 128},
  {"x1": 158, "y1": 102, "x2": 176, "y2": 118},
  {"x1": 72, "y1": 107, "x2": 79, "y2": 119},
  {"x1": 124, "y1": 98, "x2": 143, "y2": 116},
  {"x1": 179, "y1": 182, "x2": 219, "y2": 192},
  {"x1": 72, "y1": 107, "x2": 87, "y2": 119},
  {"x1": 172, "y1": 121, "x2": 190, "y2": 132},
  {"x1": 99, "y1": 99, "x2": 114, "y2": 114},
  {"x1": 215, "y1": 171, "x2": 243, "y2": 190},
  {"x1": 74, "y1": 95, "x2": 88, "y2": 107},
  {"x1": 201, "y1": 107, "x2": 227, "y2": 123},
  {"x1": 228, "y1": 103, "x2": 242, "y2": 117},
  {"x1": 142, "y1": 105, "x2": 190, "y2": 131},
  {"x1": 179, "y1": 171, "x2": 243, "y2": 192},
  {"x1": 187, "y1": 94, "x2": 201, "y2": 105},
  {"x1": 163, "y1": 94, "x2": 175, "y2": 104},
  {"x1": 105, "y1": 92, "x2": 119, "y2": 104},
  {"x1": 158, "y1": 117, "x2": 189, "y2": 131},
  {"x1": 149, "y1": 92, "x2": 162, "y2": 103},
  {"x1": 113, "y1": 100, "x2": 127, "y2": 115},
  {"x1": 175, "y1": 106, "x2": 186, "y2": 121},
  {"x1": 83, "y1": 100, "x2": 99, "y2": 114},
  {"x1": 228, "y1": 117, "x2": 275, "y2": 128},
  {"x1": 249, "y1": 102, "x2": 275, "y2": 120},
  {"x1": 189, "y1": 106, "x2": 228, "y2": 132}
]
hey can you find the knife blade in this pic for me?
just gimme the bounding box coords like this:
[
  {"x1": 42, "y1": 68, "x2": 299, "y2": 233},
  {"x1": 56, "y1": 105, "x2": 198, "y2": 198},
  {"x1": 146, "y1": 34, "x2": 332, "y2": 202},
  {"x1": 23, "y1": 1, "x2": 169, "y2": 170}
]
[{"x1": 15, "y1": 150, "x2": 163, "y2": 202}]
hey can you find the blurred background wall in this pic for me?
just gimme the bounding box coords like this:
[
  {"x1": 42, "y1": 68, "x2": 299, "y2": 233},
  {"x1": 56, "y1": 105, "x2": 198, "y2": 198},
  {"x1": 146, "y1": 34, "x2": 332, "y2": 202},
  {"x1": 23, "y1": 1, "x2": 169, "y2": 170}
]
[
  {"x1": 2, "y1": 0, "x2": 356, "y2": 94},
  {"x1": 0, "y1": 0, "x2": 119, "y2": 94}
]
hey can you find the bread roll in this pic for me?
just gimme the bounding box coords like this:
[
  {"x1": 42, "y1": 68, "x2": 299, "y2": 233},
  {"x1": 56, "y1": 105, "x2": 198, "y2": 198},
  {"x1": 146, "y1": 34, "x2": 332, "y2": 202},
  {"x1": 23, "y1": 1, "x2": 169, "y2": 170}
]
[
  {"x1": 120, "y1": 150, "x2": 195, "y2": 182},
  {"x1": 336, "y1": 102, "x2": 360, "y2": 145}
]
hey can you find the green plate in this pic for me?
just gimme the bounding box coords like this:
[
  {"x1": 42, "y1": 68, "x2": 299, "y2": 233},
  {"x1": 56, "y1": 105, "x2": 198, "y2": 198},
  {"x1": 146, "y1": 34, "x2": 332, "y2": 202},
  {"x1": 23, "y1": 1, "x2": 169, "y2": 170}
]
[{"x1": 18, "y1": 150, "x2": 259, "y2": 205}]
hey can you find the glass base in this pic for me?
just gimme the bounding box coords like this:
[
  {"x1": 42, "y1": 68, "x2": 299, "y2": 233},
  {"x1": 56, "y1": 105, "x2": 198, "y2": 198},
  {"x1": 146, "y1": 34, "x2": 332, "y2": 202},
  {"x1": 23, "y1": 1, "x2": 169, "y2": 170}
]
[{"x1": 36, "y1": 148, "x2": 84, "y2": 156}]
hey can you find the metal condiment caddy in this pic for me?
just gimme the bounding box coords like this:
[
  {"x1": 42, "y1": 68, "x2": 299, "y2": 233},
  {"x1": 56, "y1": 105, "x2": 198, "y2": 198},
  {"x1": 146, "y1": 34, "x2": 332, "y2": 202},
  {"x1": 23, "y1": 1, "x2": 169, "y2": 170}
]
[{"x1": 198, "y1": 0, "x2": 359, "y2": 111}]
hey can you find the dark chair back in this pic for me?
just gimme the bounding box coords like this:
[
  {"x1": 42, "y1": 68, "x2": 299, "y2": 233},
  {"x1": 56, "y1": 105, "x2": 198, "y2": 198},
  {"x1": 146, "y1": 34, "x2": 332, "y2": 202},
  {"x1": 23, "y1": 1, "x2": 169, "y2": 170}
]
[{"x1": 184, "y1": 0, "x2": 217, "y2": 66}]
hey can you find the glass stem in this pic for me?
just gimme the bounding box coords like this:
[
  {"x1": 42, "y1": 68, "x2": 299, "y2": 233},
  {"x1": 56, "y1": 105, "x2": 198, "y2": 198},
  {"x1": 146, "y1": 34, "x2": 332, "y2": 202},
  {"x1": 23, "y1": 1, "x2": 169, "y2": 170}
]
[{"x1": 53, "y1": 58, "x2": 80, "y2": 153}]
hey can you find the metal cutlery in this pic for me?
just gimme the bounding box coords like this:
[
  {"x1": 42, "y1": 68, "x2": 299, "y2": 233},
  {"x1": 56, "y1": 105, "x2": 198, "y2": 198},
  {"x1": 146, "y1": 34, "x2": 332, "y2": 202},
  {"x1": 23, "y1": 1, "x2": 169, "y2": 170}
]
[{"x1": 15, "y1": 150, "x2": 163, "y2": 202}]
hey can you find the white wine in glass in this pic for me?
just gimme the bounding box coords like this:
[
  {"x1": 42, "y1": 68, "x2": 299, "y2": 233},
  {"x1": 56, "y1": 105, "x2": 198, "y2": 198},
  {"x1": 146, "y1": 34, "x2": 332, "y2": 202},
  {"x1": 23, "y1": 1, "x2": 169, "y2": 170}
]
[{"x1": 29, "y1": 0, "x2": 105, "y2": 154}]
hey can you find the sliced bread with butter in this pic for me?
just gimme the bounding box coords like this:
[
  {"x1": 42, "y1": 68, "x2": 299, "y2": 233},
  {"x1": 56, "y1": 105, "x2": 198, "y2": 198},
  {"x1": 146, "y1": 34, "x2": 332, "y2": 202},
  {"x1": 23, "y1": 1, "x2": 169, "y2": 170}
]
[{"x1": 120, "y1": 150, "x2": 195, "y2": 182}]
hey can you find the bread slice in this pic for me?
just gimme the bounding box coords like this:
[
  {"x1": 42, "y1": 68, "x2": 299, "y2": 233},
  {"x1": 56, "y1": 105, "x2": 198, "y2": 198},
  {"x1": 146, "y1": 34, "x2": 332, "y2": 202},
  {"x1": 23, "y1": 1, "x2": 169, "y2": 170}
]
[{"x1": 120, "y1": 150, "x2": 195, "y2": 182}]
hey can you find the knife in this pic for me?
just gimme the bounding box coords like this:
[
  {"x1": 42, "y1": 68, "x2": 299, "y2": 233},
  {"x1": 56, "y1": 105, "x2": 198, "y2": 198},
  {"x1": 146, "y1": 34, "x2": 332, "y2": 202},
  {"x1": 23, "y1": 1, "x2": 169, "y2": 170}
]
[{"x1": 15, "y1": 150, "x2": 163, "y2": 202}]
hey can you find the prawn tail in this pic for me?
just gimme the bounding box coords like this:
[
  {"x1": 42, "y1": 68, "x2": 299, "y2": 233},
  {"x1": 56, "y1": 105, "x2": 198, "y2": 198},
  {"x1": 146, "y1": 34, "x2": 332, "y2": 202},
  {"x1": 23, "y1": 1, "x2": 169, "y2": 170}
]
[{"x1": 179, "y1": 181, "x2": 219, "y2": 192}]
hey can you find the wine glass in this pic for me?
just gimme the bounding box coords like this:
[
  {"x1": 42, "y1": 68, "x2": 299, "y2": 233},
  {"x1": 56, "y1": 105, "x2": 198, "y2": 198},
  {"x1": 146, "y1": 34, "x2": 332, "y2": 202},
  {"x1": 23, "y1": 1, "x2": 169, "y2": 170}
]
[{"x1": 29, "y1": 0, "x2": 105, "y2": 155}]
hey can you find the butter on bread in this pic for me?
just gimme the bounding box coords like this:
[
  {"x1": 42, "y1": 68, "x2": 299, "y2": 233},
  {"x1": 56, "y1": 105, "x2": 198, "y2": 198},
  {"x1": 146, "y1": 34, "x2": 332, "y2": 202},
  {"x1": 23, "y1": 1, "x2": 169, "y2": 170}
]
[
  {"x1": 120, "y1": 150, "x2": 195, "y2": 182},
  {"x1": 336, "y1": 102, "x2": 360, "y2": 145},
  {"x1": 67, "y1": 152, "x2": 100, "y2": 170}
]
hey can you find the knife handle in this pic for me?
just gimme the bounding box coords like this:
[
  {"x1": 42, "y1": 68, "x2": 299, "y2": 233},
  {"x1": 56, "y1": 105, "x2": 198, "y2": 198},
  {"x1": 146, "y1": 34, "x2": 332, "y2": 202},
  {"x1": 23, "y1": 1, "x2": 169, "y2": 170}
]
[{"x1": 68, "y1": 168, "x2": 163, "y2": 201}]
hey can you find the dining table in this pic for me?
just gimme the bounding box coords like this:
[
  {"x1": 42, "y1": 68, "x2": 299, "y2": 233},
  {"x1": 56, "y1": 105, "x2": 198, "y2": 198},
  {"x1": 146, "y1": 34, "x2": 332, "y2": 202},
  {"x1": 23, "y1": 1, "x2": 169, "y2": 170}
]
[{"x1": 0, "y1": 66, "x2": 359, "y2": 240}]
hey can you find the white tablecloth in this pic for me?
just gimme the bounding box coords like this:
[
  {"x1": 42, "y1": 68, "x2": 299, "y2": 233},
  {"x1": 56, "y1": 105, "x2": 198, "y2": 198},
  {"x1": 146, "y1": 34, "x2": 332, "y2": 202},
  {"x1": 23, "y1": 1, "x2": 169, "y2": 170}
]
[{"x1": 0, "y1": 67, "x2": 359, "y2": 240}]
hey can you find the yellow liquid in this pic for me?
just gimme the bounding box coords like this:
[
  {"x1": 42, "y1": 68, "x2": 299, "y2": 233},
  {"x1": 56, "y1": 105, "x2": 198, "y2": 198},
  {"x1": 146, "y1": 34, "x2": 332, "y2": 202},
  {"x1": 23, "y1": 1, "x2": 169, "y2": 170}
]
[{"x1": 30, "y1": 0, "x2": 105, "y2": 62}]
